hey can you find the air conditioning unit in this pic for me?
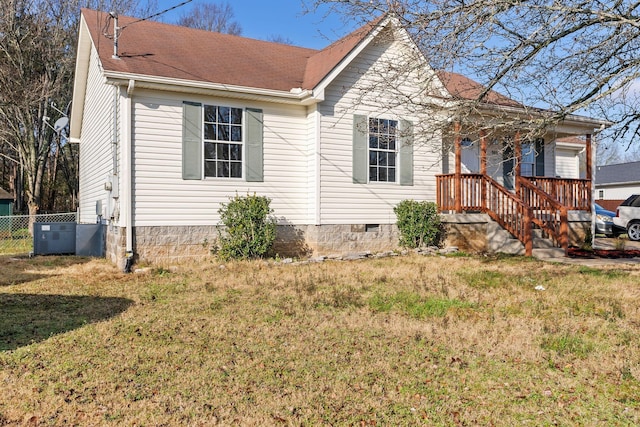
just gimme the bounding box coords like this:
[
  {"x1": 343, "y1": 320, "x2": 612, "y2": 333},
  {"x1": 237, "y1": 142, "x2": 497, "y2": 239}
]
[{"x1": 33, "y1": 222, "x2": 76, "y2": 255}]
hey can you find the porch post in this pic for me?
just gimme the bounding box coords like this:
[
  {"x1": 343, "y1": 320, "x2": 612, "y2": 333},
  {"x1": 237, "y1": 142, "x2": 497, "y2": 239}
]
[
  {"x1": 480, "y1": 129, "x2": 487, "y2": 211},
  {"x1": 514, "y1": 130, "x2": 521, "y2": 193},
  {"x1": 585, "y1": 133, "x2": 592, "y2": 212},
  {"x1": 454, "y1": 121, "x2": 462, "y2": 212}
]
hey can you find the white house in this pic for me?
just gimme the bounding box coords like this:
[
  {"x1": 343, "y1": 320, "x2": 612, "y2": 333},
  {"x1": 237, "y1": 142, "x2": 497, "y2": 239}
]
[
  {"x1": 595, "y1": 161, "x2": 640, "y2": 211},
  {"x1": 71, "y1": 9, "x2": 607, "y2": 267}
]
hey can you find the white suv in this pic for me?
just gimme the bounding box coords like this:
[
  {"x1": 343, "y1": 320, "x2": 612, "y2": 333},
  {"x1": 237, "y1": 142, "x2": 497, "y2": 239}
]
[{"x1": 614, "y1": 194, "x2": 640, "y2": 241}]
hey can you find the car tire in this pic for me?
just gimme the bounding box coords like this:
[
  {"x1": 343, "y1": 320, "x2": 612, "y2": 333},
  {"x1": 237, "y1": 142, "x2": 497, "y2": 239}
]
[{"x1": 627, "y1": 221, "x2": 640, "y2": 241}]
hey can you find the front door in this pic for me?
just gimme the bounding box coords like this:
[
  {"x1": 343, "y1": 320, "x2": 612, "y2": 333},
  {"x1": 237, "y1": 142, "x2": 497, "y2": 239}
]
[{"x1": 460, "y1": 138, "x2": 479, "y2": 173}]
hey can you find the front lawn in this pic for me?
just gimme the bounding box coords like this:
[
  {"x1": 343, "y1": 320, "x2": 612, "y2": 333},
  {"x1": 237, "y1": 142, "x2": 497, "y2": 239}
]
[{"x1": 1, "y1": 254, "x2": 639, "y2": 425}]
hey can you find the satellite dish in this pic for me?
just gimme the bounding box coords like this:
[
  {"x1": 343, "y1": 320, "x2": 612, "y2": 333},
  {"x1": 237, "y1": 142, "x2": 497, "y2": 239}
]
[{"x1": 53, "y1": 117, "x2": 69, "y2": 133}]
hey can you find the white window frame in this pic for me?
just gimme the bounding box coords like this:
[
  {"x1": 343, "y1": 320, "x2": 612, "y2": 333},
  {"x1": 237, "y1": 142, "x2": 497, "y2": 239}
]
[
  {"x1": 203, "y1": 105, "x2": 244, "y2": 179},
  {"x1": 368, "y1": 117, "x2": 398, "y2": 183}
]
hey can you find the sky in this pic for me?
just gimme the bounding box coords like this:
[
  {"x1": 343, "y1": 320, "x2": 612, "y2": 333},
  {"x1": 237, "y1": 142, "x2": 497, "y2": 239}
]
[{"x1": 153, "y1": 0, "x2": 359, "y2": 49}]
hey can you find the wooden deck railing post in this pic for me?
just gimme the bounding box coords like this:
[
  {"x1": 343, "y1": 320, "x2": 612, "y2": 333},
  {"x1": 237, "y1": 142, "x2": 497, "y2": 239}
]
[
  {"x1": 514, "y1": 131, "x2": 521, "y2": 194},
  {"x1": 585, "y1": 133, "x2": 592, "y2": 212},
  {"x1": 454, "y1": 122, "x2": 462, "y2": 213},
  {"x1": 560, "y1": 206, "x2": 569, "y2": 256},
  {"x1": 524, "y1": 206, "x2": 533, "y2": 256},
  {"x1": 480, "y1": 129, "x2": 487, "y2": 211}
]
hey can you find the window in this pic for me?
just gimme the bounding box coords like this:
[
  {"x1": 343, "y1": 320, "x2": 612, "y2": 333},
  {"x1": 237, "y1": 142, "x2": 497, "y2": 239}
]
[
  {"x1": 368, "y1": 118, "x2": 398, "y2": 182},
  {"x1": 204, "y1": 105, "x2": 243, "y2": 178},
  {"x1": 521, "y1": 142, "x2": 535, "y2": 177},
  {"x1": 598, "y1": 190, "x2": 604, "y2": 200}
]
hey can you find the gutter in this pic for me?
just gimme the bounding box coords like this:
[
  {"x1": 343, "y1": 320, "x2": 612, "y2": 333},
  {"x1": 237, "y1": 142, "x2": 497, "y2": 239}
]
[{"x1": 103, "y1": 72, "x2": 319, "y2": 105}]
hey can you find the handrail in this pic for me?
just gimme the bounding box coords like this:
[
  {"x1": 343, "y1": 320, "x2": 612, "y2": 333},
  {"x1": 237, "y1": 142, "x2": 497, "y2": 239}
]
[
  {"x1": 483, "y1": 175, "x2": 533, "y2": 256},
  {"x1": 521, "y1": 177, "x2": 590, "y2": 211},
  {"x1": 517, "y1": 179, "x2": 568, "y2": 254},
  {"x1": 436, "y1": 173, "x2": 578, "y2": 256}
]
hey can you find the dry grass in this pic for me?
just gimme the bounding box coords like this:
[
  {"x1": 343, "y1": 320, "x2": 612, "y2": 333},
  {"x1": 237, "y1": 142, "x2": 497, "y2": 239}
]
[{"x1": 1, "y1": 253, "x2": 640, "y2": 425}]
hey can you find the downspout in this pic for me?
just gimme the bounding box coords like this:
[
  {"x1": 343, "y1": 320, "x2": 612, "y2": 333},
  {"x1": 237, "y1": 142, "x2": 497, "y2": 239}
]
[
  {"x1": 123, "y1": 79, "x2": 135, "y2": 272},
  {"x1": 314, "y1": 107, "x2": 321, "y2": 225}
]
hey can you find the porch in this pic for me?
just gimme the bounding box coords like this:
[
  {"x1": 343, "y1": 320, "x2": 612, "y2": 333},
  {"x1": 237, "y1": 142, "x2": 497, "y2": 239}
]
[{"x1": 436, "y1": 128, "x2": 593, "y2": 256}]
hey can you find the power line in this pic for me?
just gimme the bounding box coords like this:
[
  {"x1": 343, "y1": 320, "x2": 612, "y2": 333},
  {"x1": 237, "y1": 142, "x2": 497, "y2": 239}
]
[{"x1": 121, "y1": 0, "x2": 193, "y2": 29}]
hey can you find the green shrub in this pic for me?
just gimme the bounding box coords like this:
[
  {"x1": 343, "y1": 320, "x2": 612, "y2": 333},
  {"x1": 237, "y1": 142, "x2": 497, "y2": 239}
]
[
  {"x1": 217, "y1": 193, "x2": 276, "y2": 260},
  {"x1": 394, "y1": 200, "x2": 442, "y2": 248}
]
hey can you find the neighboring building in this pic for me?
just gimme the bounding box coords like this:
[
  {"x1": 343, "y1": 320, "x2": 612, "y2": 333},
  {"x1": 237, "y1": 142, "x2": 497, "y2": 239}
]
[
  {"x1": 71, "y1": 9, "x2": 606, "y2": 267},
  {"x1": 595, "y1": 161, "x2": 640, "y2": 211},
  {"x1": 0, "y1": 187, "x2": 13, "y2": 216}
]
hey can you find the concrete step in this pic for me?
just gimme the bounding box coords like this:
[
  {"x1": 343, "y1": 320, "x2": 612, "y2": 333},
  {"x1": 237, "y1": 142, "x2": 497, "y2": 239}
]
[
  {"x1": 532, "y1": 247, "x2": 566, "y2": 260},
  {"x1": 532, "y1": 229, "x2": 546, "y2": 239},
  {"x1": 533, "y1": 237, "x2": 556, "y2": 249}
]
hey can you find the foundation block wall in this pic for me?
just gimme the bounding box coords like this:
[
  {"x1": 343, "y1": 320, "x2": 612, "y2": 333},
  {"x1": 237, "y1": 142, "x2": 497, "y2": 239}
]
[
  {"x1": 441, "y1": 213, "x2": 591, "y2": 254},
  {"x1": 106, "y1": 223, "x2": 402, "y2": 266}
]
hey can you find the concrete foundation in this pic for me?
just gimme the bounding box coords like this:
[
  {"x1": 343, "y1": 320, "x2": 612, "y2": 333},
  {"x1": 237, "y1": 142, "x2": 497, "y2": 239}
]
[
  {"x1": 441, "y1": 212, "x2": 591, "y2": 254},
  {"x1": 102, "y1": 212, "x2": 591, "y2": 266},
  {"x1": 105, "y1": 223, "x2": 401, "y2": 266}
]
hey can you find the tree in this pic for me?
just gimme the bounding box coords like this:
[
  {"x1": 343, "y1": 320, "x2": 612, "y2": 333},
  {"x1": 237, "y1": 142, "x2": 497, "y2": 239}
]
[
  {"x1": 309, "y1": 1, "x2": 640, "y2": 155},
  {"x1": 177, "y1": 1, "x2": 242, "y2": 35},
  {"x1": 266, "y1": 34, "x2": 294, "y2": 45},
  {"x1": 0, "y1": 0, "x2": 146, "y2": 215}
]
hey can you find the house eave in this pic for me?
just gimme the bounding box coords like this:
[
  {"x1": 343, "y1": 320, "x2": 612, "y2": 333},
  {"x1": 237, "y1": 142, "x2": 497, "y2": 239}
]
[
  {"x1": 474, "y1": 103, "x2": 611, "y2": 130},
  {"x1": 103, "y1": 71, "x2": 320, "y2": 105},
  {"x1": 595, "y1": 181, "x2": 640, "y2": 187},
  {"x1": 70, "y1": 14, "x2": 92, "y2": 141}
]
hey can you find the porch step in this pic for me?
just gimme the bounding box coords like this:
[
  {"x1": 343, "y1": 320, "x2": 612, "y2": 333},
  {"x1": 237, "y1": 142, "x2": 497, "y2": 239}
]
[
  {"x1": 487, "y1": 222, "x2": 524, "y2": 254},
  {"x1": 487, "y1": 221, "x2": 559, "y2": 255},
  {"x1": 533, "y1": 237, "x2": 556, "y2": 249},
  {"x1": 532, "y1": 248, "x2": 566, "y2": 260}
]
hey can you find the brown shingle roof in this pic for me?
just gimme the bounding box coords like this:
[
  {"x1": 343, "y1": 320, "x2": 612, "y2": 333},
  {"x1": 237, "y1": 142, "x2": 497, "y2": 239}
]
[
  {"x1": 83, "y1": 10, "x2": 520, "y2": 106},
  {"x1": 82, "y1": 9, "x2": 378, "y2": 92},
  {"x1": 0, "y1": 187, "x2": 12, "y2": 200},
  {"x1": 437, "y1": 71, "x2": 522, "y2": 107},
  {"x1": 302, "y1": 16, "x2": 385, "y2": 89}
]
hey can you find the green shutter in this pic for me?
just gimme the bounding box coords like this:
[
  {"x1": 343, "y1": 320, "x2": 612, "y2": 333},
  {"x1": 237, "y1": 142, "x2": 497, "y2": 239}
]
[
  {"x1": 182, "y1": 101, "x2": 202, "y2": 180},
  {"x1": 535, "y1": 138, "x2": 545, "y2": 177},
  {"x1": 246, "y1": 108, "x2": 264, "y2": 182},
  {"x1": 399, "y1": 119, "x2": 414, "y2": 186},
  {"x1": 353, "y1": 114, "x2": 368, "y2": 184}
]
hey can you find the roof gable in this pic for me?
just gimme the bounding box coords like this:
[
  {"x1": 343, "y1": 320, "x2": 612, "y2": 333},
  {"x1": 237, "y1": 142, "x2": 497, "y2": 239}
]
[{"x1": 302, "y1": 16, "x2": 384, "y2": 89}]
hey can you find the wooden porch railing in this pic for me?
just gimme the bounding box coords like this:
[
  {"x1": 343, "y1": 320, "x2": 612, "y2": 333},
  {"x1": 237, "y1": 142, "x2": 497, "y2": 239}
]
[
  {"x1": 436, "y1": 173, "x2": 533, "y2": 254},
  {"x1": 437, "y1": 173, "x2": 485, "y2": 212},
  {"x1": 517, "y1": 179, "x2": 568, "y2": 254},
  {"x1": 521, "y1": 177, "x2": 590, "y2": 211},
  {"x1": 484, "y1": 176, "x2": 533, "y2": 255},
  {"x1": 436, "y1": 173, "x2": 582, "y2": 256}
]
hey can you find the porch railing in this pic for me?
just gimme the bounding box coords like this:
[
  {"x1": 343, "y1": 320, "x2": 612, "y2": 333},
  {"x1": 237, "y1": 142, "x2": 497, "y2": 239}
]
[
  {"x1": 436, "y1": 173, "x2": 581, "y2": 255},
  {"x1": 485, "y1": 176, "x2": 533, "y2": 255},
  {"x1": 437, "y1": 173, "x2": 533, "y2": 254},
  {"x1": 437, "y1": 173, "x2": 484, "y2": 211},
  {"x1": 517, "y1": 179, "x2": 568, "y2": 253},
  {"x1": 521, "y1": 177, "x2": 590, "y2": 211}
]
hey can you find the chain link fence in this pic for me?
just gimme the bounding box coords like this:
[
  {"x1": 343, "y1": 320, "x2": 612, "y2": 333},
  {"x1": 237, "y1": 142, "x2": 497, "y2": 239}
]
[{"x1": 0, "y1": 212, "x2": 77, "y2": 255}]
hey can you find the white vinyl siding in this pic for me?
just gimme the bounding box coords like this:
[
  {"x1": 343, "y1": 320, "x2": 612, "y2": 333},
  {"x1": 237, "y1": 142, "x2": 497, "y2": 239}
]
[
  {"x1": 78, "y1": 46, "x2": 116, "y2": 224},
  {"x1": 131, "y1": 91, "x2": 310, "y2": 226},
  {"x1": 595, "y1": 184, "x2": 640, "y2": 200},
  {"x1": 556, "y1": 148, "x2": 580, "y2": 179},
  {"x1": 317, "y1": 37, "x2": 442, "y2": 224}
]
